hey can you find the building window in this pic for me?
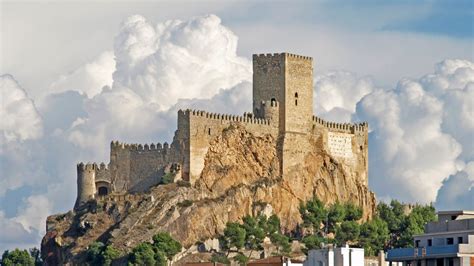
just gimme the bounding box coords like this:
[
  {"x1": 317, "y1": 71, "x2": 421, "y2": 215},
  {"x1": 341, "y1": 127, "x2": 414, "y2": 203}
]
[
  {"x1": 208, "y1": 128, "x2": 211, "y2": 135},
  {"x1": 98, "y1": 186, "x2": 108, "y2": 196},
  {"x1": 294, "y1": 92, "x2": 298, "y2": 106},
  {"x1": 458, "y1": 236, "x2": 463, "y2": 244},
  {"x1": 447, "y1": 237, "x2": 454, "y2": 245},
  {"x1": 447, "y1": 258, "x2": 454, "y2": 266},
  {"x1": 415, "y1": 240, "x2": 420, "y2": 247},
  {"x1": 428, "y1": 239, "x2": 432, "y2": 246}
]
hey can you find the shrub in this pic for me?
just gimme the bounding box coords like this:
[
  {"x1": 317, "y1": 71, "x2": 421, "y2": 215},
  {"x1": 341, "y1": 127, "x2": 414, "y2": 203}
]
[
  {"x1": 129, "y1": 242, "x2": 156, "y2": 266},
  {"x1": 161, "y1": 173, "x2": 175, "y2": 184},
  {"x1": 152, "y1": 232, "x2": 182, "y2": 260},
  {"x1": 1, "y1": 249, "x2": 34, "y2": 266}
]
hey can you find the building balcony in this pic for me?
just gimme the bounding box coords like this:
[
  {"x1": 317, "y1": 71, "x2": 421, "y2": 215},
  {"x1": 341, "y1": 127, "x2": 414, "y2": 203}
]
[{"x1": 387, "y1": 245, "x2": 459, "y2": 261}]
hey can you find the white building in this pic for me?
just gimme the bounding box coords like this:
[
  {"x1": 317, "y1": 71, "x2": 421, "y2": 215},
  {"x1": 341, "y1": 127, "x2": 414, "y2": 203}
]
[
  {"x1": 304, "y1": 245, "x2": 365, "y2": 266},
  {"x1": 387, "y1": 210, "x2": 474, "y2": 266}
]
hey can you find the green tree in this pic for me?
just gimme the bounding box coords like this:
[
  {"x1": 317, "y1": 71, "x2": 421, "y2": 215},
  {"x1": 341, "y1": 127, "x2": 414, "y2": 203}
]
[
  {"x1": 1, "y1": 249, "x2": 34, "y2": 266},
  {"x1": 344, "y1": 203, "x2": 363, "y2": 221},
  {"x1": 397, "y1": 205, "x2": 436, "y2": 248},
  {"x1": 221, "y1": 222, "x2": 246, "y2": 256},
  {"x1": 232, "y1": 253, "x2": 249, "y2": 265},
  {"x1": 359, "y1": 217, "x2": 389, "y2": 256},
  {"x1": 242, "y1": 216, "x2": 265, "y2": 258},
  {"x1": 335, "y1": 221, "x2": 360, "y2": 246},
  {"x1": 154, "y1": 250, "x2": 167, "y2": 266},
  {"x1": 266, "y1": 215, "x2": 281, "y2": 235},
  {"x1": 103, "y1": 245, "x2": 121, "y2": 266},
  {"x1": 270, "y1": 233, "x2": 291, "y2": 255},
  {"x1": 152, "y1": 232, "x2": 182, "y2": 260},
  {"x1": 86, "y1": 242, "x2": 106, "y2": 266},
  {"x1": 327, "y1": 202, "x2": 346, "y2": 233},
  {"x1": 301, "y1": 235, "x2": 324, "y2": 254},
  {"x1": 129, "y1": 242, "x2": 156, "y2": 266},
  {"x1": 87, "y1": 242, "x2": 121, "y2": 266},
  {"x1": 300, "y1": 197, "x2": 327, "y2": 234},
  {"x1": 377, "y1": 200, "x2": 406, "y2": 248}
]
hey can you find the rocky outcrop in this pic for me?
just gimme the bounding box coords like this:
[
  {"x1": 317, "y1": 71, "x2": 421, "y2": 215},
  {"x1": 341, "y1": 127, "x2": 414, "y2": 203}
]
[{"x1": 41, "y1": 124, "x2": 375, "y2": 265}]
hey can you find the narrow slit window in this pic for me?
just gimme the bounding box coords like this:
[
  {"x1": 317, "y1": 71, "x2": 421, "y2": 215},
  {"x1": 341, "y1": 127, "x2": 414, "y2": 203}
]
[
  {"x1": 295, "y1": 92, "x2": 298, "y2": 106},
  {"x1": 208, "y1": 128, "x2": 211, "y2": 135}
]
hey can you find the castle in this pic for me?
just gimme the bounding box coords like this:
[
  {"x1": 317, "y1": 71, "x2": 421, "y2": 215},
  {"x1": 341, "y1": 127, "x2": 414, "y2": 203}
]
[{"x1": 74, "y1": 53, "x2": 368, "y2": 210}]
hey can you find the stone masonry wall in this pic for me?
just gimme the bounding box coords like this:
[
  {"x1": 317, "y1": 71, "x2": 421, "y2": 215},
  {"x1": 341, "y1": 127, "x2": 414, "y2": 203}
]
[
  {"x1": 252, "y1": 53, "x2": 285, "y2": 118},
  {"x1": 312, "y1": 115, "x2": 369, "y2": 185},
  {"x1": 177, "y1": 109, "x2": 279, "y2": 184}
]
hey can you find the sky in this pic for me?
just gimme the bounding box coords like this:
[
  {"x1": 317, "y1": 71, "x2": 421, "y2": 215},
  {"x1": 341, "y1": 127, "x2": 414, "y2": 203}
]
[{"x1": 0, "y1": 0, "x2": 473, "y2": 253}]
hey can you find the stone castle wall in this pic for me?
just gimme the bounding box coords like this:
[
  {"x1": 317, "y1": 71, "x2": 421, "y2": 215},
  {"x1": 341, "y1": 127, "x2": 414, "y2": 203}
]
[
  {"x1": 312, "y1": 115, "x2": 369, "y2": 185},
  {"x1": 74, "y1": 52, "x2": 370, "y2": 210},
  {"x1": 177, "y1": 109, "x2": 279, "y2": 184}
]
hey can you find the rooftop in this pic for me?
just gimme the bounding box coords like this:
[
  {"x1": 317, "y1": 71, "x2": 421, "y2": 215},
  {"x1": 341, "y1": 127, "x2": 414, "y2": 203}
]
[{"x1": 437, "y1": 210, "x2": 474, "y2": 216}]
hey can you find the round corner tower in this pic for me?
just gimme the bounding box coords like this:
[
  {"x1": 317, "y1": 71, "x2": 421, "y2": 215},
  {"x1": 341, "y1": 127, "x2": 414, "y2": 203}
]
[{"x1": 74, "y1": 163, "x2": 96, "y2": 210}]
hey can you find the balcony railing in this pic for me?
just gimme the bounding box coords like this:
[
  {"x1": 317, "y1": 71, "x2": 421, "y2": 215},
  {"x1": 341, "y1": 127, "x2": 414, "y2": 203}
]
[{"x1": 387, "y1": 245, "x2": 459, "y2": 261}]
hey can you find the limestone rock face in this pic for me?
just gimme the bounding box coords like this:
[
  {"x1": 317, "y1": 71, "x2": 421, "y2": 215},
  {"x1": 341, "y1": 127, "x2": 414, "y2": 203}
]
[{"x1": 41, "y1": 124, "x2": 375, "y2": 265}]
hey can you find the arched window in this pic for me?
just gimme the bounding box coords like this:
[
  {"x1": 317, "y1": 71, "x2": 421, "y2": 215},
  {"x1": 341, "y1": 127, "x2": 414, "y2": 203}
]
[
  {"x1": 98, "y1": 186, "x2": 108, "y2": 196},
  {"x1": 271, "y1": 97, "x2": 276, "y2": 104},
  {"x1": 295, "y1": 92, "x2": 298, "y2": 98}
]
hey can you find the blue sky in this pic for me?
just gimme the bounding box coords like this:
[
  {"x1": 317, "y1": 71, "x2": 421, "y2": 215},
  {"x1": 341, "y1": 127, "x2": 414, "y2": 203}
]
[{"x1": 0, "y1": 0, "x2": 473, "y2": 253}]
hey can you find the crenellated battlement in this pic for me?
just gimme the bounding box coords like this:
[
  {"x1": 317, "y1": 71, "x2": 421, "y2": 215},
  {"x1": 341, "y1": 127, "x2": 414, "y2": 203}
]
[
  {"x1": 313, "y1": 116, "x2": 368, "y2": 133},
  {"x1": 252, "y1": 52, "x2": 313, "y2": 61},
  {"x1": 110, "y1": 140, "x2": 171, "y2": 152},
  {"x1": 77, "y1": 162, "x2": 109, "y2": 171},
  {"x1": 179, "y1": 109, "x2": 272, "y2": 125}
]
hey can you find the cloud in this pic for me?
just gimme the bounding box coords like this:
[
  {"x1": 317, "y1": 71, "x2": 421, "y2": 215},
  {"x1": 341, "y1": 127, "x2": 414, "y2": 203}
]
[
  {"x1": 112, "y1": 14, "x2": 251, "y2": 110},
  {"x1": 14, "y1": 195, "x2": 53, "y2": 234},
  {"x1": 0, "y1": 75, "x2": 43, "y2": 146},
  {"x1": 356, "y1": 80, "x2": 462, "y2": 203},
  {"x1": 314, "y1": 71, "x2": 376, "y2": 122},
  {"x1": 49, "y1": 51, "x2": 115, "y2": 98},
  {"x1": 354, "y1": 59, "x2": 474, "y2": 205},
  {"x1": 0, "y1": 211, "x2": 40, "y2": 252},
  {"x1": 67, "y1": 14, "x2": 252, "y2": 159},
  {"x1": 435, "y1": 161, "x2": 474, "y2": 210}
]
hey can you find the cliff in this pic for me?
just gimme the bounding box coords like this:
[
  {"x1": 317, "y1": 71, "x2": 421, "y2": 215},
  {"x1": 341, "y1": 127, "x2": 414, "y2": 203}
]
[{"x1": 41, "y1": 124, "x2": 376, "y2": 265}]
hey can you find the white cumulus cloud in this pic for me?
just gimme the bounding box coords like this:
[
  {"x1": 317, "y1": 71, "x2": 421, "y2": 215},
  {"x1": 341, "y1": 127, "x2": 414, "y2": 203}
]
[
  {"x1": 112, "y1": 14, "x2": 251, "y2": 110},
  {"x1": 49, "y1": 51, "x2": 116, "y2": 98},
  {"x1": 0, "y1": 75, "x2": 43, "y2": 146},
  {"x1": 314, "y1": 71, "x2": 375, "y2": 122}
]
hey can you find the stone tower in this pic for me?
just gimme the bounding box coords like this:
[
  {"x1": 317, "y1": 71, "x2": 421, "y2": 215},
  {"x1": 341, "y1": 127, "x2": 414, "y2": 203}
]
[
  {"x1": 253, "y1": 53, "x2": 314, "y2": 176},
  {"x1": 74, "y1": 163, "x2": 96, "y2": 209},
  {"x1": 252, "y1": 53, "x2": 313, "y2": 133}
]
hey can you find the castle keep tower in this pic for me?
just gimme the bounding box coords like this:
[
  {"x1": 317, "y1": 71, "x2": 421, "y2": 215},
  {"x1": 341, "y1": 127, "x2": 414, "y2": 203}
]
[
  {"x1": 252, "y1": 53, "x2": 313, "y2": 133},
  {"x1": 253, "y1": 53, "x2": 314, "y2": 175}
]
